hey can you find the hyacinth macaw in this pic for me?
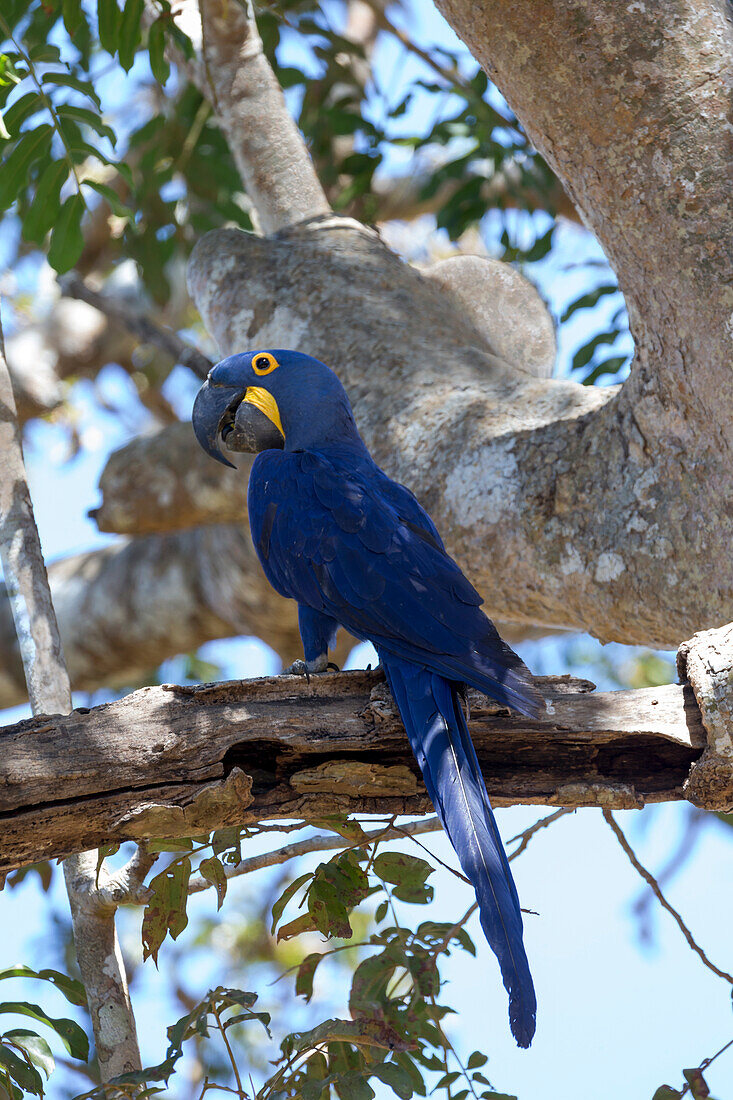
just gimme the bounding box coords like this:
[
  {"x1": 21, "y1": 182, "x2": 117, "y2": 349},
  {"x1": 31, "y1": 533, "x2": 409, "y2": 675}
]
[{"x1": 192, "y1": 349, "x2": 542, "y2": 1047}]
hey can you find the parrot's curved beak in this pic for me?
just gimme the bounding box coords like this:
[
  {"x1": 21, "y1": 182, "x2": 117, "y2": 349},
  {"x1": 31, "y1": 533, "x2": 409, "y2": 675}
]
[
  {"x1": 192, "y1": 379, "x2": 243, "y2": 468},
  {"x1": 192, "y1": 379, "x2": 285, "y2": 467}
]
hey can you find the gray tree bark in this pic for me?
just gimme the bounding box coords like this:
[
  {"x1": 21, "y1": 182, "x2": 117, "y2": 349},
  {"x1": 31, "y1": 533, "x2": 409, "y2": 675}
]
[{"x1": 0, "y1": 321, "x2": 143, "y2": 1086}]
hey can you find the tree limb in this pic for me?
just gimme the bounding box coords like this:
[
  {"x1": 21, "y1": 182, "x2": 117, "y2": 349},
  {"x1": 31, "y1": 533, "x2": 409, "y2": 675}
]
[
  {"x1": 194, "y1": 0, "x2": 331, "y2": 233},
  {"x1": 0, "y1": 669, "x2": 712, "y2": 873},
  {"x1": 0, "y1": 317, "x2": 143, "y2": 1084},
  {"x1": 433, "y1": 0, "x2": 733, "y2": 459},
  {"x1": 59, "y1": 272, "x2": 214, "y2": 380}
]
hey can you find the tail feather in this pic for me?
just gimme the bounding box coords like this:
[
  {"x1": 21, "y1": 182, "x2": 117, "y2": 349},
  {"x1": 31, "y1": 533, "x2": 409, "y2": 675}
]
[{"x1": 381, "y1": 652, "x2": 537, "y2": 1048}]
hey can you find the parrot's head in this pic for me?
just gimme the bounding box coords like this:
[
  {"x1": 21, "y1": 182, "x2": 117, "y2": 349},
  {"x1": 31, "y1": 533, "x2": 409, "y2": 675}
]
[{"x1": 192, "y1": 349, "x2": 359, "y2": 468}]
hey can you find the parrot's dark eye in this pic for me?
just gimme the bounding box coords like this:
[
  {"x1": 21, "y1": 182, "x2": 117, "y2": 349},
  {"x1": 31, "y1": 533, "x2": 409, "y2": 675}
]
[{"x1": 253, "y1": 352, "x2": 279, "y2": 376}]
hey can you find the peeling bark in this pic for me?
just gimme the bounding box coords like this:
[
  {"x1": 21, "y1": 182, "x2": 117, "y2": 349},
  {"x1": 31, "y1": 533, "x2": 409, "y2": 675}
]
[{"x1": 0, "y1": 670, "x2": 710, "y2": 873}]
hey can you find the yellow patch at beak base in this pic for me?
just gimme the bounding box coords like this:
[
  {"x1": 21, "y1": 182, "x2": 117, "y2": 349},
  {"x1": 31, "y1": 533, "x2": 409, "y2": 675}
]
[{"x1": 243, "y1": 387, "x2": 284, "y2": 439}]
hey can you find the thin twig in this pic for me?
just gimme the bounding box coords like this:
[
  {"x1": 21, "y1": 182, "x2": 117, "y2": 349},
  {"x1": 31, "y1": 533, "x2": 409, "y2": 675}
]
[
  {"x1": 59, "y1": 272, "x2": 214, "y2": 379},
  {"x1": 507, "y1": 807, "x2": 574, "y2": 862},
  {"x1": 213, "y1": 1005, "x2": 246, "y2": 1099},
  {"x1": 185, "y1": 817, "x2": 442, "y2": 898},
  {"x1": 603, "y1": 810, "x2": 733, "y2": 986}
]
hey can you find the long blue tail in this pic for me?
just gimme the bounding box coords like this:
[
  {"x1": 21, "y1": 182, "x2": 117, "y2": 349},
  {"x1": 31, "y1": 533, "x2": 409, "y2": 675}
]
[{"x1": 380, "y1": 652, "x2": 537, "y2": 1048}]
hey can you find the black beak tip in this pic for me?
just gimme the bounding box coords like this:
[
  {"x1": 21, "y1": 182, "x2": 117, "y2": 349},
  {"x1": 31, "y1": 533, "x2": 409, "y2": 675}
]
[{"x1": 191, "y1": 379, "x2": 239, "y2": 469}]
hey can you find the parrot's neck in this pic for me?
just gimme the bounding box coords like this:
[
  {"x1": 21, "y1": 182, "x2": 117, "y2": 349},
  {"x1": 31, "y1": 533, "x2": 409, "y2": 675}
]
[{"x1": 284, "y1": 393, "x2": 369, "y2": 456}]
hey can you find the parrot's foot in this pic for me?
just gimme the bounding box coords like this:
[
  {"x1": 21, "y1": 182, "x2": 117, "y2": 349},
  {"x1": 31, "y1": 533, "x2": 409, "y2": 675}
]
[{"x1": 281, "y1": 656, "x2": 340, "y2": 681}]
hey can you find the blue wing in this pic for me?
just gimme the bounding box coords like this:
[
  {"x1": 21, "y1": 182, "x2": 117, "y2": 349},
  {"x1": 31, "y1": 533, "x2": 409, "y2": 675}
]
[{"x1": 248, "y1": 446, "x2": 542, "y2": 716}]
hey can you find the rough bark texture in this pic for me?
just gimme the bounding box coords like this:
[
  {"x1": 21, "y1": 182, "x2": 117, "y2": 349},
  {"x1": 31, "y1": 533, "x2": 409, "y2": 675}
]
[
  {"x1": 188, "y1": 218, "x2": 720, "y2": 649},
  {"x1": 678, "y1": 622, "x2": 733, "y2": 811},
  {"x1": 0, "y1": 669, "x2": 709, "y2": 873}
]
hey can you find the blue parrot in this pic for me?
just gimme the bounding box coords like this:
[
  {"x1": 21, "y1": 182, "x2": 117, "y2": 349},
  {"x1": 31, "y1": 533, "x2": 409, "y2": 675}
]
[{"x1": 192, "y1": 349, "x2": 542, "y2": 1047}]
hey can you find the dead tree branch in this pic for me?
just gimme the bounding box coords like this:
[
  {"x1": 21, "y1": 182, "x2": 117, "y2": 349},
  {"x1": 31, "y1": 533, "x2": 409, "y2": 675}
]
[{"x1": 0, "y1": 670, "x2": 710, "y2": 873}]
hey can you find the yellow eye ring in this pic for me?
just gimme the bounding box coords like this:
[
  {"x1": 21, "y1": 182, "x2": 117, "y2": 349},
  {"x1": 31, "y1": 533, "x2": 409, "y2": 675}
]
[{"x1": 252, "y1": 352, "x2": 279, "y2": 376}]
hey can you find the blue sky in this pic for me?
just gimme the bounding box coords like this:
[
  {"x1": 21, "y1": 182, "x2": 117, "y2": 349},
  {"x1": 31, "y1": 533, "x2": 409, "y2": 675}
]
[{"x1": 1, "y1": 1, "x2": 731, "y2": 1097}]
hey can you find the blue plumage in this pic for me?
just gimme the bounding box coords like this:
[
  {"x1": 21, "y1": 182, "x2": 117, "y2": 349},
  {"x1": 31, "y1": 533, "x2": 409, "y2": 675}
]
[{"x1": 192, "y1": 350, "x2": 542, "y2": 1046}]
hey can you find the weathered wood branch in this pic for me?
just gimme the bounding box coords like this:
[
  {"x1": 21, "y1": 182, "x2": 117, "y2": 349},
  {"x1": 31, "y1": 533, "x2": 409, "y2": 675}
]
[{"x1": 0, "y1": 669, "x2": 711, "y2": 874}]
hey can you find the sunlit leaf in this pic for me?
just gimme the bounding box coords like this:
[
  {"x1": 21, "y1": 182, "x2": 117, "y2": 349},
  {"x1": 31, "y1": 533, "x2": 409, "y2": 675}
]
[
  {"x1": 0, "y1": 1003, "x2": 88, "y2": 1061},
  {"x1": 48, "y1": 193, "x2": 85, "y2": 274}
]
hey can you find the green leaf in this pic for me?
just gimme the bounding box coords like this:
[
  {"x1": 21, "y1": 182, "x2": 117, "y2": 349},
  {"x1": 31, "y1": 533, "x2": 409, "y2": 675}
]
[
  {"x1": 83, "y1": 179, "x2": 132, "y2": 219},
  {"x1": 0, "y1": 968, "x2": 86, "y2": 1008},
  {"x1": 282, "y1": 1018, "x2": 407, "y2": 1059},
  {"x1": 0, "y1": 1044, "x2": 44, "y2": 1096},
  {"x1": 571, "y1": 329, "x2": 620, "y2": 373},
  {"x1": 198, "y1": 856, "x2": 227, "y2": 911},
  {"x1": 521, "y1": 223, "x2": 554, "y2": 263},
  {"x1": 145, "y1": 838, "x2": 194, "y2": 854},
  {"x1": 350, "y1": 952, "x2": 398, "y2": 1017},
  {"x1": 41, "y1": 73, "x2": 101, "y2": 110},
  {"x1": 560, "y1": 283, "x2": 618, "y2": 324},
  {"x1": 23, "y1": 160, "x2": 68, "y2": 244},
  {"x1": 3, "y1": 1031, "x2": 54, "y2": 1080},
  {"x1": 582, "y1": 356, "x2": 628, "y2": 386},
  {"x1": 212, "y1": 826, "x2": 242, "y2": 861},
  {"x1": 56, "y1": 104, "x2": 116, "y2": 145},
  {"x1": 0, "y1": 55, "x2": 22, "y2": 88},
  {"x1": 141, "y1": 857, "x2": 192, "y2": 963},
  {"x1": 373, "y1": 853, "x2": 433, "y2": 903},
  {"x1": 682, "y1": 1069, "x2": 713, "y2": 1100},
  {"x1": 295, "y1": 953, "x2": 323, "y2": 1003},
  {"x1": 48, "y1": 193, "x2": 85, "y2": 274},
  {"x1": 0, "y1": 1004, "x2": 88, "y2": 1061},
  {"x1": 97, "y1": 0, "x2": 121, "y2": 55},
  {"x1": 0, "y1": 125, "x2": 53, "y2": 212},
  {"x1": 271, "y1": 873, "x2": 312, "y2": 935},
  {"x1": 371, "y1": 1060, "x2": 414, "y2": 1100},
  {"x1": 119, "y1": 0, "x2": 144, "y2": 71},
  {"x1": 148, "y1": 19, "x2": 170, "y2": 84},
  {"x1": 308, "y1": 853, "x2": 369, "y2": 939},
  {"x1": 96, "y1": 843, "x2": 119, "y2": 885},
  {"x1": 651, "y1": 1089, "x2": 682, "y2": 1100},
  {"x1": 466, "y1": 1052, "x2": 487, "y2": 1070},
  {"x1": 1, "y1": 92, "x2": 41, "y2": 138},
  {"x1": 395, "y1": 1054, "x2": 425, "y2": 1098},
  {"x1": 335, "y1": 1074, "x2": 375, "y2": 1100},
  {"x1": 62, "y1": 0, "x2": 83, "y2": 34}
]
